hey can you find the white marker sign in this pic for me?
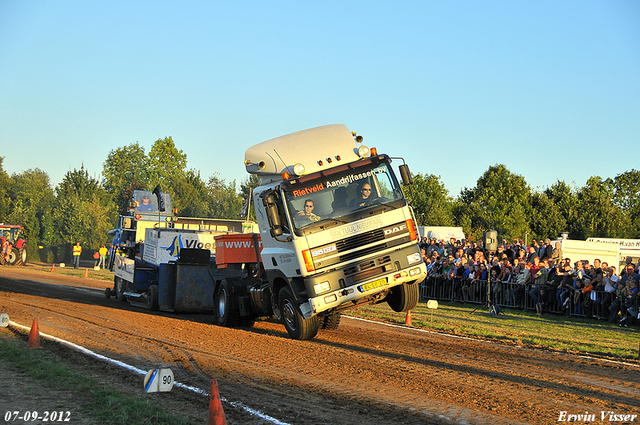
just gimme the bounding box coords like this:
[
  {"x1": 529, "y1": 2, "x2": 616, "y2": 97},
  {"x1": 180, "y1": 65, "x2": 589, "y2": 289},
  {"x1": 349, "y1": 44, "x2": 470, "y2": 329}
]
[
  {"x1": 0, "y1": 313, "x2": 8, "y2": 328},
  {"x1": 144, "y1": 368, "x2": 174, "y2": 393}
]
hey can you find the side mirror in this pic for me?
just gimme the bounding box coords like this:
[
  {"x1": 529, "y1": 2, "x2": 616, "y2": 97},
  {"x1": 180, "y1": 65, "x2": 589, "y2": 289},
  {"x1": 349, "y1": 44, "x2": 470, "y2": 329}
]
[
  {"x1": 399, "y1": 164, "x2": 413, "y2": 185},
  {"x1": 264, "y1": 193, "x2": 285, "y2": 239}
]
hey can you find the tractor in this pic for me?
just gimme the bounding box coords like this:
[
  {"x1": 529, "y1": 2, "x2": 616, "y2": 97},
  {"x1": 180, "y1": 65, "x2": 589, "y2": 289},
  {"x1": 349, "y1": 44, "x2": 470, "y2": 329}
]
[{"x1": 0, "y1": 224, "x2": 27, "y2": 266}]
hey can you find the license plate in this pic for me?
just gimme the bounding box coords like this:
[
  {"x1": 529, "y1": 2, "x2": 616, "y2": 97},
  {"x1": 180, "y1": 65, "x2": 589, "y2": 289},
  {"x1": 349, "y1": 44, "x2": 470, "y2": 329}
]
[{"x1": 360, "y1": 277, "x2": 388, "y2": 292}]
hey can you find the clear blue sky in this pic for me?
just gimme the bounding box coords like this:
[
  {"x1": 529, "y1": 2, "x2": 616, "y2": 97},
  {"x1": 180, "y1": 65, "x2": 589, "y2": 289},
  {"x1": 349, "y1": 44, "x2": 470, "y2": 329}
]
[{"x1": 1, "y1": 0, "x2": 638, "y2": 197}]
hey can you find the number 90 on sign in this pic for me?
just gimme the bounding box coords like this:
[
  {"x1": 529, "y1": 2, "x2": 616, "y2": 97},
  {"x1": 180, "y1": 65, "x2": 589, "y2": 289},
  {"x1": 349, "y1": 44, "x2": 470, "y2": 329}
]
[
  {"x1": 144, "y1": 368, "x2": 174, "y2": 393},
  {"x1": 0, "y1": 313, "x2": 9, "y2": 328}
]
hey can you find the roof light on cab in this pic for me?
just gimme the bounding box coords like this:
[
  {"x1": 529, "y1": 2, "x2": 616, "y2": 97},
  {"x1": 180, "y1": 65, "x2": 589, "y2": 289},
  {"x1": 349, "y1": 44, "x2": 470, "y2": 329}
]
[
  {"x1": 293, "y1": 163, "x2": 305, "y2": 176},
  {"x1": 357, "y1": 145, "x2": 370, "y2": 158}
]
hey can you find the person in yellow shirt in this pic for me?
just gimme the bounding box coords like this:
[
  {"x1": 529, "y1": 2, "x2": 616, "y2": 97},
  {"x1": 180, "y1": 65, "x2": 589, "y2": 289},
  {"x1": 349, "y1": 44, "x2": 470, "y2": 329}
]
[
  {"x1": 72, "y1": 242, "x2": 82, "y2": 269},
  {"x1": 98, "y1": 245, "x2": 108, "y2": 269}
]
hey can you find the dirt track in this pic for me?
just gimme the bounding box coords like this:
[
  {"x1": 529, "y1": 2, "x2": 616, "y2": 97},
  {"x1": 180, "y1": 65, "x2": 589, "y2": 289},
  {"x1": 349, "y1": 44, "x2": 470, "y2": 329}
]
[{"x1": 1, "y1": 265, "x2": 640, "y2": 425}]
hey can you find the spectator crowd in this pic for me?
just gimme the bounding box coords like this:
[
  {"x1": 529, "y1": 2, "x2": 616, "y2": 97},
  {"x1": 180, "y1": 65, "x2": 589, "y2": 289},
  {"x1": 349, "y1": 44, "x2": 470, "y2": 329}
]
[{"x1": 419, "y1": 237, "x2": 639, "y2": 327}]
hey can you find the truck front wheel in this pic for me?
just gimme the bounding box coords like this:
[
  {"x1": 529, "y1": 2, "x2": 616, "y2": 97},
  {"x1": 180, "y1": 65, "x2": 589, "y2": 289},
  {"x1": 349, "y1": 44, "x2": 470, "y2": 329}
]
[
  {"x1": 386, "y1": 281, "x2": 419, "y2": 312},
  {"x1": 279, "y1": 287, "x2": 318, "y2": 340},
  {"x1": 114, "y1": 277, "x2": 127, "y2": 301},
  {"x1": 215, "y1": 280, "x2": 240, "y2": 327}
]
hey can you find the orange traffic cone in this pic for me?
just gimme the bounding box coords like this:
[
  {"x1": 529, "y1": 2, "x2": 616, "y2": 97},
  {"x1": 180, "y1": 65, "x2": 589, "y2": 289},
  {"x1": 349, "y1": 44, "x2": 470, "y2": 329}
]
[
  {"x1": 207, "y1": 379, "x2": 227, "y2": 425},
  {"x1": 50, "y1": 263, "x2": 55, "y2": 272},
  {"x1": 28, "y1": 318, "x2": 40, "y2": 348},
  {"x1": 83, "y1": 268, "x2": 89, "y2": 278},
  {"x1": 405, "y1": 310, "x2": 412, "y2": 326}
]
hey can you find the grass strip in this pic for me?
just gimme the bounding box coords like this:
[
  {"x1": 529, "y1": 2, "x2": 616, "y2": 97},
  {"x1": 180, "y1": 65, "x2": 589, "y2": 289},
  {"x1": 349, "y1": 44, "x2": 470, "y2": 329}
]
[
  {"x1": 0, "y1": 337, "x2": 192, "y2": 425},
  {"x1": 347, "y1": 300, "x2": 640, "y2": 360}
]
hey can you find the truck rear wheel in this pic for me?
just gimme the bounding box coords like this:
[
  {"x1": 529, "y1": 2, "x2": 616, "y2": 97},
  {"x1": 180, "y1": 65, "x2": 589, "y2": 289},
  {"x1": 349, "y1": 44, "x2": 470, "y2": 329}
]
[
  {"x1": 320, "y1": 311, "x2": 341, "y2": 330},
  {"x1": 386, "y1": 282, "x2": 419, "y2": 312},
  {"x1": 279, "y1": 287, "x2": 318, "y2": 340},
  {"x1": 215, "y1": 279, "x2": 241, "y2": 327}
]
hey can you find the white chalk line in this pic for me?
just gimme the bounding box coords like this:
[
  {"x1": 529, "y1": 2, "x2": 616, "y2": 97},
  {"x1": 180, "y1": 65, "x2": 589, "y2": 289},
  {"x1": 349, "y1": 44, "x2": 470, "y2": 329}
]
[{"x1": 7, "y1": 321, "x2": 290, "y2": 425}]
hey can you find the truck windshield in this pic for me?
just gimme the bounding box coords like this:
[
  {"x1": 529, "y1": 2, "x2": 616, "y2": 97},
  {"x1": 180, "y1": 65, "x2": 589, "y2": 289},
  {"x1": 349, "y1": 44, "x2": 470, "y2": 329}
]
[
  {"x1": 282, "y1": 157, "x2": 406, "y2": 232},
  {"x1": 131, "y1": 190, "x2": 172, "y2": 216}
]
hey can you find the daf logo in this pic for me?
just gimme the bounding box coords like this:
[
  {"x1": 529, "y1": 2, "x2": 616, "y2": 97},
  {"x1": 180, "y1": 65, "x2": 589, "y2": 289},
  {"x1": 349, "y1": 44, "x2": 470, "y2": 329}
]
[{"x1": 384, "y1": 224, "x2": 407, "y2": 236}]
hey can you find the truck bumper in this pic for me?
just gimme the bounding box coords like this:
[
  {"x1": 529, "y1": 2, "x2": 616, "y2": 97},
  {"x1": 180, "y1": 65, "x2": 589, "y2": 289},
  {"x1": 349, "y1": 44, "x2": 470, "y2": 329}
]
[{"x1": 300, "y1": 246, "x2": 427, "y2": 319}]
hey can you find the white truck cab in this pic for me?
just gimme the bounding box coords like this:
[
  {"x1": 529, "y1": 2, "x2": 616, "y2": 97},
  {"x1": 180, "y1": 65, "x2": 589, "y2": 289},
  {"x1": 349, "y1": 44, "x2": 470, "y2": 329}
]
[{"x1": 245, "y1": 124, "x2": 427, "y2": 339}]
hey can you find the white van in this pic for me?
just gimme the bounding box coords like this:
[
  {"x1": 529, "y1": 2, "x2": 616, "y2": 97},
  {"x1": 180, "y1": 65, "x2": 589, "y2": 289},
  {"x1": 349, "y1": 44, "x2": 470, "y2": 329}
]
[
  {"x1": 418, "y1": 226, "x2": 466, "y2": 242},
  {"x1": 555, "y1": 238, "x2": 620, "y2": 269},
  {"x1": 586, "y1": 237, "x2": 640, "y2": 270}
]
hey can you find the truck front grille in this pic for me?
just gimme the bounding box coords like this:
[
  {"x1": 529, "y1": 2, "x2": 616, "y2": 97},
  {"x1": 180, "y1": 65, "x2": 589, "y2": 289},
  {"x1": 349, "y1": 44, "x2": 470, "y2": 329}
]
[
  {"x1": 336, "y1": 229, "x2": 385, "y2": 252},
  {"x1": 309, "y1": 221, "x2": 410, "y2": 273}
]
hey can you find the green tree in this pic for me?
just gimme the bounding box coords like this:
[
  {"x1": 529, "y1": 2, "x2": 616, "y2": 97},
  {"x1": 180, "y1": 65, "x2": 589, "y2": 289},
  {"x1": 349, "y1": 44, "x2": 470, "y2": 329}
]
[
  {"x1": 0, "y1": 157, "x2": 12, "y2": 220},
  {"x1": 452, "y1": 188, "x2": 484, "y2": 241},
  {"x1": 239, "y1": 174, "x2": 260, "y2": 221},
  {"x1": 206, "y1": 173, "x2": 243, "y2": 219},
  {"x1": 5, "y1": 169, "x2": 55, "y2": 259},
  {"x1": 171, "y1": 169, "x2": 210, "y2": 217},
  {"x1": 611, "y1": 169, "x2": 640, "y2": 238},
  {"x1": 544, "y1": 180, "x2": 577, "y2": 238},
  {"x1": 573, "y1": 177, "x2": 626, "y2": 239},
  {"x1": 454, "y1": 165, "x2": 532, "y2": 241},
  {"x1": 52, "y1": 167, "x2": 113, "y2": 257},
  {"x1": 405, "y1": 173, "x2": 454, "y2": 227},
  {"x1": 530, "y1": 192, "x2": 566, "y2": 241},
  {"x1": 102, "y1": 143, "x2": 149, "y2": 213},
  {"x1": 147, "y1": 137, "x2": 187, "y2": 190}
]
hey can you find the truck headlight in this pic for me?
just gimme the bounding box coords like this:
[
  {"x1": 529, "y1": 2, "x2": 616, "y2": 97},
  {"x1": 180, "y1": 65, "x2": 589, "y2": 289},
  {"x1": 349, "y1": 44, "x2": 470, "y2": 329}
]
[
  {"x1": 407, "y1": 252, "x2": 421, "y2": 264},
  {"x1": 314, "y1": 281, "x2": 331, "y2": 295}
]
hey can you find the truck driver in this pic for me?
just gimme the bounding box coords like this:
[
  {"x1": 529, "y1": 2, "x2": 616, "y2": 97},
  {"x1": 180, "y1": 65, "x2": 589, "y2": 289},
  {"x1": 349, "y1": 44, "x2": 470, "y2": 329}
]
[{"x1": 295, "y1": 199, "x2": 320, "y2": 225}]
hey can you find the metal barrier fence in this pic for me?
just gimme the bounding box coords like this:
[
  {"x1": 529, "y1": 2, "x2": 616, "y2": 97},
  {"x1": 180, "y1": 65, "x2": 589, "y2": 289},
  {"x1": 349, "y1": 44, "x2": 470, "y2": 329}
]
[{"x1": 419, "y1": 276, "x2": 639, "y2": 323}]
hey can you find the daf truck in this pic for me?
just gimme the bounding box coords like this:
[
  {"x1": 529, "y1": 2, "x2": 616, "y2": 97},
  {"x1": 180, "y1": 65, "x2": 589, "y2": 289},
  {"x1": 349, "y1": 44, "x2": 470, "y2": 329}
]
[
  {"x1": 230, "y1": 124, "x2": 427, "y2": 339},
  {"x1": 106, "y1": 124, "x2": 427, "y2": 340}
]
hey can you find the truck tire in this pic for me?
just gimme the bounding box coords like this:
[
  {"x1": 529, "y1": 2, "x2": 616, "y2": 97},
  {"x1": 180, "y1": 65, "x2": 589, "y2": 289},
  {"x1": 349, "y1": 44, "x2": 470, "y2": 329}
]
[
  {"x1": 147, "y1": 285, "x2": 159, "y2": 311},
  {"x1": 386, "y1": 282, "x2": 419, "y2": 312},
  {"x1": 279, "y1": 287, "x2": 318, "y2": 340},
  {"x1": 215, "y1": 279, "x2": 241, "y2": 327},
  {"x1": 320, "y1": 311, "x2": 341, "y2": 330},
  {"x1": 114, "y1": 277, "x2": 127, "y2": 302}
]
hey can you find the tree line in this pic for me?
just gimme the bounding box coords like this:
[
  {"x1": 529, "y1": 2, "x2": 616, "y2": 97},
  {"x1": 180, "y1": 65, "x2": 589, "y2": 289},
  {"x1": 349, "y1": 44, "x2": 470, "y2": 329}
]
[
  {"x1": 0, "y1": 137, "x2": 256, "y2": 263},
  {"x1": 406, "y1": 165, "x2": 640, "y2": 242},
  {"x1": 1, "y1": 137, "x2": 638, "y2": 262}
]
